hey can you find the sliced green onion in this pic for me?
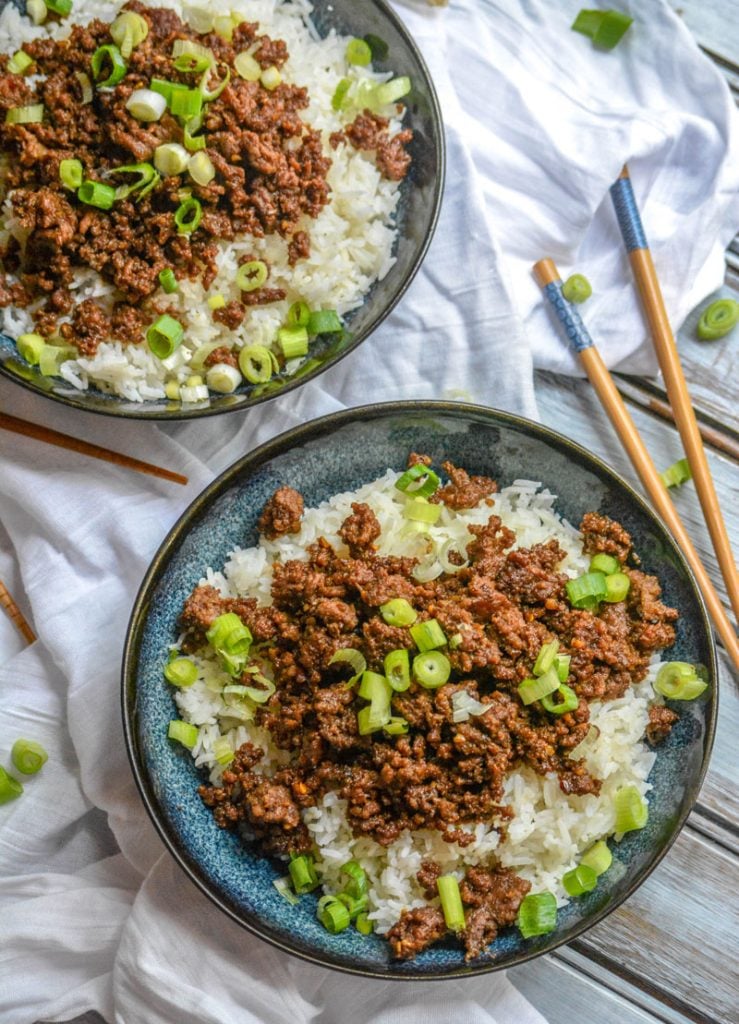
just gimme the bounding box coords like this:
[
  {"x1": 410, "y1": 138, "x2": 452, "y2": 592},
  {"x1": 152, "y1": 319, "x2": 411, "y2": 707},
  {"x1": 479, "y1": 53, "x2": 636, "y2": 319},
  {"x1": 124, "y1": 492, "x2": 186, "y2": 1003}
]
[
  {"x1": 340, "y1": 860, "x2": 368, "y2": 899},
  {"x1": 379, "y1": 598, "x2": 417, "y2": 627},
  {"x1": 150, "y1": 78, "x2": 189, "y2": 105},
  {"x1": 126, "y1": 88, "x2": 167, "y2": 122},
  {"x1": 91, "y1": 44, "x2": 127, "y2": 87},
  {"x1": 518, "y1": 667, "x2": 561, "y2": 706},
  {"x1": 518, "y1": 892, "x2": 557, "y2": 939},
  {"x1": 17, "y1": 332, "x2": 45, "y2": 365},
  {"x1": 179, "y1": 386, "x2": 209, "y2": 406},
  {"x1": 660, "y1": 457, "x2": 692, "y2": 489},
  {"x1": 375, "y1": 76, "x2": 411, "y2": 106},
  {"x1": 555, "y1": 654, "x2": 571, "y2": 683},
  {"x1": 59, "y1": 158, "x2": 83, "y2": 190},
  {"x1": 239, "y1": 344, "x2": 273, "y2": 383},
  {"x1": 74, "y1": 70, "x2": 93, "y2": 103},
  {"x1": 540, "y1": 683, "x2": 579, "y2": 715},
  {"x1": 562, "y1": 863, "x2": 597, "y2": 897},
  {"x1": 561, "y1": 273, "x2": 592, "y2": 303},
  {"x1": 346, "y1": 38, "x2": 372, "y2": 66},
  {"x1": 337, "y1": 890, "x2": 368, "y2": 920},
  {"x1": 212, "y1": 736, "x2": 234, "y2": 766},
  {"x1": 44, "y1": 0, "x2": 73, "y2": 13},
  {"x1": 206, "y1": 612, "x2": 252, "y2": 656},
  {"x1": 207, "y1": 294, "x2": 225, "y2": 311},
  {"x1": 146, "y1": 314, "x2": 184, "y2": 359},
  {"x1": 383, "y1": 716, "x2": 409, "y2": 735},
  {"x1": 307, "y1": 309, "x2": 342, "y2": 334},
  {"x1": 174, "y1": 53, "x2": 211, "y2": 73},
  {"x1": 114, "y1": 162, "x2": 160, "y2": 201},
  {"x1": 184, "y1": 114, "x2": 207, "y2": 151},
  {"x1": 206, "y1": 363, "x2": 242, "y2": 394},
  {"x1": 589, "y1": 553, "x2": 620, "y2": 575},
  {"x1": 11, "y1": 739, "x2": 48, "y2": 775},
  {"x1": 448, "y1": 633, "x2": 462, "y2": 650},
  {"x1": 173, "y1": 38, "x2": 214, "y2": 61},
  {"x1": 174, "y1": 197, "x2": 202, "y2": 234},
  {"x1": 358, "y1": 670, "x2": 390, "y2": 701},
  {"x1": 604, "y1": 572, "x2": 630, "y2": 603},
  {"x1": 158, "y1": 267, "x2": 178, "y2": 294},
  {"x1": 331, "y1": 77, "x2": 351, "y2": 111},
  {"x1": 171, "y1": 87, "x2": 203, "y2": 120},
  {"x1": 384, "y1": 649, "x2": 411, "y2": 692},
  {"x1": 8, "y1": 50, "x2": 33, "y2": 75},
  {"x1": 572, "y1": 9, "x2": 633, "y2": 50},
  {"x1": 356, "y1": 912, "x2": 373, "y2": 935},
  {"x1": 696, "y1": 298, "x2": 739, "y2": 340},
  {"x1": 213, "y1": 13, "x2": 235, "y2": 40},
  {"x1": 154, "y1": 143, "x2": 189, "y2": 177},
  {"x1": 395, "y1": 463, "x2": 440, "y2": 498},
  {"x1": 26, "y1": 0, "x2": 47, "y2": 25},
  {"x1": 77, "y1": 180, "x2": 116, "y2": 210},
  {"x1": 187, "y1": 151, "x2": 215, "y2": 186},
  {"x1": 654, "y1": 662, "x2": 708, "y2": 700},
  {"x1": 236, "y1": 259, "x2": 268, "y2": 292},
  {"x1": 234, "y1": 51, "x2": 261, "y2": 81},
  {"x1": 163, "y1": 656, "x2": 198, "y2": 687},
  {"x1": 437, "y1": 874, "x2": 465, "y2": 932},
  {"x1": 580, "y1": 840, "x2": 612, "y2": 877},
  {"x1": 533, "y1": 639, "x2": 560, "y2": 677},
  {"x1": 0, "y1": 767, "x2": 23, "y2": 804},
  {"x1": 200, "y1": 61, "x2": 231, "y2": 101},
  {"x1": 571, "y1": 9, "x2": 603, "y2": 37},
  {"x1": 260, "y1": 65, "x2": 281, "y2": 91},
  {"x1": 317, "y1": 895, "x2": 350, "y2": 934},
  {"x1": 566, "y1": 571, "x2": 607, "y2": 610},
  {"x1": 286, "y1": 301, "x2": 311, "y2": 329},
  {"x1": 403, "y1": 497, "x2": 441, "y2": 525},
  {"x1": 288, "y1": 853, "x2": 319, "y2": 894},
  {"x1": 410, "y1": 618, "x2": 447, "y2": 652},
  {"x1": 5, "y1": 104, "x2": 44, "y2": 124},
  {"x1": 278, "y1": 326, "x2": 308, "y2": 359},
  {"x1": 614, "y1": 785, "x2": 648, "y2": 833},
  {"x1": 168, "y1": 719, "x2": 198, "y2": 749},
  {"x1": 273, "y1": 875, "x2": 299, "y2": 905},
  {"x1": 39, "y1": 344, "x2": 75, "y2": 376},
  {"x1": 110, "y1": 11, "x2": 148, "y2": 59},
  {"x1": 357, "y1": 671, "x2": 391, "y2": 733},
  {"x1": 328, "y1": 647, "x2": 366, "y2": 685},
  {"x1": 413, "y1": 650, "x2": 451, "y2": 689}
]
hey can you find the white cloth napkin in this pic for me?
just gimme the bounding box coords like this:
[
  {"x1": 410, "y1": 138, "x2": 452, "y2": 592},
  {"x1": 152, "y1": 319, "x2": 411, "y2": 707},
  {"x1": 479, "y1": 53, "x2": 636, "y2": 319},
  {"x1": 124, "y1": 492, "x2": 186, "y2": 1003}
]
[{"x1": 1, "y1": 1, "x2": 738, "y2": 1022}]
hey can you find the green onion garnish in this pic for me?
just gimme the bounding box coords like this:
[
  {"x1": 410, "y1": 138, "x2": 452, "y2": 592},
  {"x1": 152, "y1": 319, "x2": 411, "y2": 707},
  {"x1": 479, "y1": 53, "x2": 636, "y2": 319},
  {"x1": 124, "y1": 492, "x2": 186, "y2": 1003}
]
[
  {"x1": 38, "y1": 344, "x2": 75, "y2": 376},
  {"x1": 328, "y1": 647, "x2": 366, "y2": 687},
  {"x1": 238, "y1": 344, "x2": 273, "y2": 384},
  {"x1": 146, "y1": 314, "x2": 184, "y2": 360},
  {"x1": 163, "y1": 656, "x2": 198, "y2": 687},
  {"x1": 540, "y1": 683, "x2": 578, "y2": 715},
  {"x1": 566, "y1": 571, "x2": 607, "y2": 610},
  {"x1": 174, "y1": 53, "x2": 211, "y2": 73},
  {"x1": 288, "y1": 853, "x2": 319, "y2": 894},
  {"x1": 379, "y1": 598, "x2": 417, "y2": 627},
  {"x1": 59, "y1": 158, "x2": 83, "y2": 190},
  {"x1": 212, "y1": 737, "x2": 234, "y2": 766},
  {"x1": 5, "y1": 104, "x2": 44, "y2": 124},
  {"x1": 603, "y1": 572, "x2": 630, "y2": 603},
  {"x1": 45, "y1": 0, "x2": 72, "y2": 15},
  {"x1": 8, "y1": 50, "x2": 33, "y2": 75},
  {"x1": 561, "y1": 273, "x2": 592, "y2": 303},
  {"x1": 533, "y1": 639, "x2": 560, "y2": 676},
  {"x1": 150, "y1": 78, "x2": 189, "y2": 105},
  {"x1": 17, "y1": 332, "x2": 45, "y2": 365},
  {"x1": 278, "y1": 326, "x2": 309, "y2": 359},
  {"x1": 91, "y1": 44, "x2": 127, "y2": 87},
  {"x1": 384, "y1": 648, "x2": 411, "y2": 692},
  {"x1": 375, "y1": 76, "x2": 411, "y2": 106},
  {"x1": 154, "y1": 142, "x2": 189, "y2": 177},
  {"x1": 383, "y1": 716, "x2": 409, "y2": 735},
  {"x1": 206, "y1": 612, "x2": 252, "y2": 656},
  {"x1": 340, "y1": 860, "x2": 368, "y2": 899},
  {"x1": 614, "y1": 785, "x2": 648, "y2": 834},
  {"x1": 413, "y1": 650, "x2": 451, "y2": 689},
  {"x1": 403, "y1": 497, "x2": 441, "y2": 525},
  {"x1": 174, "y1": 197, "x2": 202, "y2": 234},
  {"x1": 168, "y1": 720, "x2": 198, "y2": 749},
  {"x1": 659, "y1": 457, "x2": 692, "y2": 489},
  {"x1": 158, "y1": 268, "x2": 178, "y2": 294},
  {"x1": 110, "y1": 11, "x2": 149, "y2": 59},
  {"x1": 357, "y1": 670, "x2": 392, "y2": 733},
  {"x1": 437, "y1": 874, "x2": 465, "y2": 932},
  {"x1": 11, "y1": 738, "x2": 48, "y2": 775},
  {"x1": 555, "y1": 654, "x2": 571, "y2": 682},
  {"x1": 75, "y1": 70, "x2": 93, "y2": 103},
  {"x1": 346, "y1": 38, "x2": 372, "y2": 66},
  {"x1": 356, "y1": 912, "x2": 373, "y2": 935},
  {"x1": 572, "y1": 9, "x2": 633, "y2": 50},
  {"x1": 336, "y1": 890, "x2": 369, "y2": 920},
  {"x1": 517, "y1": 892, "x2": 557, "y2": 939},
  {"x1": 331, "y1": 77, "x2": 351, "y2": 111},
  {"x1": 207, "y1": 294, "x2": 226, "y2": 311},
  {"x1": 187, "y1": 151, "x2": 215, "y2": 186},
  {"x1": 286, "y1": 300, "x2": 311, "y2": 329},
  {"x1": 307, "y1": 309, "x2": 342, "y2": 335},
  {"x1": 653, "y1": 662, "x2": 707, "y2": 700},
  {"x1": 206, "y1": 364, "x2": 242, "y2": 393},
  {"x1": 273, "y1": 876, "x2": 299, "y2": 906},
  {"x1": 126, "y1": 87, "x2": 167, "y2": 122},
  {"x1": 183, "y1": 114, "x2": 207, "y2": 151},
  {"x1": 173, "y1": 38, "x2": 214, "y2": 63},
  {"x1": 317, "y1": 895, "x2": 351, "y2": 934},
  {"x1": 234, "y1": 51, "x2": 261, "y2": 81},
  {"x1": 580, "y1": 840, "x2": 612, "y2": 877},
  {"x1": 589, "y1": 553, "x2": 619, "y2": 575},
  {"x1": 0, "y1": 766, "x2": 23, "y2": 804},
  {"x1": 562, "y1": 863, "x2": 598, "y2": 897},
  {"x1": 26, "y1": 0, "x2": 47, "y2": 24},
  {"x1": 236, "y1": 259, "x2": 268, "y2": 292},
  {"x1": 518, "y1": 667, "x2": 560, "y2": 706},
  {"x1": 77, "y1": 180, "x2": 116, "y2": 210},
  {"x1": 171, "y1": 87, "x2": 203, "y2": 120},
  {"x1": 410, "y1": 618, "x2": 447, "y2": 652},
  {"x1": 200, "y1": 61, "x2": 231, "y2": 101},
  {"x1": 114, "y1": 162, "x2": 160, "y2": 201},
  {"x1": 696, "y1": 298, "x2": 739, "y2": 340},
  {"x1": 395, "y1": 463, "x2": 440, "y2": 499},
  {"x1": 260, "y1": 65, "x2": 281, "y2": 91}
]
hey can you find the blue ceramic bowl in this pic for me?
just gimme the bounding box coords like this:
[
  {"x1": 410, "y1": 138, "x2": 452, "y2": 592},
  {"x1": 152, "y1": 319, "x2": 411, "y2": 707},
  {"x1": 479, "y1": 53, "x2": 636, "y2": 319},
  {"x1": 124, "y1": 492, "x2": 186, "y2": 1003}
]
[
  {"x1": 122, "y1": 402, "x2": 717, "y2": 979},
  {"x1": 0, "y1": 0, "x2": 443, "y2": 420}
]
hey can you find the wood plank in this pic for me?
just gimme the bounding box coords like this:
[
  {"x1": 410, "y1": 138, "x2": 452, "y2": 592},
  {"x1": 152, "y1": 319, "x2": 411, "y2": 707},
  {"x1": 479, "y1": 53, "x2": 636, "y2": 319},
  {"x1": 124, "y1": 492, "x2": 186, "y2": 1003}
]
[
  {"x1": 669, "y1": 1, "x2": 739, "y2": 72},
  {"x1": 690, "y1": 648, "x2": 739, "y2": 841}
]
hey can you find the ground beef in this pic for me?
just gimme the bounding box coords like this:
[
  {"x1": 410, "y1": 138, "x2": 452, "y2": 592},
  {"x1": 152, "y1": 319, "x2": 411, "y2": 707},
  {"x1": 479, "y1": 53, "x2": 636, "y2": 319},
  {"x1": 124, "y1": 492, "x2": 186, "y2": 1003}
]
[
  {"x1": 646, "y1": 704, "x2": 679, "y2": 745},
  {"x1": 338, "y1": 502, "x2": 381, "y2": 555},
  {"x1": 332, "y1": 109, "x2": 413, "y2": 181},
  {"x1": 257, "y1": 486, "x2": 304, "y2": 539},
  {"x1": 59, "y1": 297, "x2": 111, "y2": 356},
  {"x1": 212, "y1": 300, "x2": 246, "y2": 330},
  {"x1": 459, "y1": 866, "x2": 531, "y2": 959},
  {"x1": 416, "y1": 859, "x2": 442, "y2": 899},
  {"x1": 431, "y1": 460, "x2": 497, "y2": 510},
  {"x1": 580, "y1": 512, "x2": 633, "y2": 563},
  {"x1": 387, "y1": 907, "x2": 447, "y2": 959},
  {"x1": 204, "y1": 346, "x2": 238, "y2": 369}
]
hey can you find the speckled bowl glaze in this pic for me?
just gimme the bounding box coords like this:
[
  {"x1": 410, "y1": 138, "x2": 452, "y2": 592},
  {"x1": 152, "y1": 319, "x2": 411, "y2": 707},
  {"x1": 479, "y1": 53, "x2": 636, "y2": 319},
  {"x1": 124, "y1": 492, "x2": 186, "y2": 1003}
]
[
  {"x1": 123, "y1": 402, "x2": 717, "y2": 979},
  {"x1": 0, "y1": 0, "x2": 444, "y2": 420}
]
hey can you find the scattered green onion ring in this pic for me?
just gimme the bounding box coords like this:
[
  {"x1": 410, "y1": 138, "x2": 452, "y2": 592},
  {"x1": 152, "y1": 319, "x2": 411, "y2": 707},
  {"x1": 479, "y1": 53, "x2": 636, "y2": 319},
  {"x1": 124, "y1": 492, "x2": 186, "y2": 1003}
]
[
  {"x1": 17, "y1": 332, "x2": 45, "y2": 365},
  {"x1": 126, "y1": 87, "x2": 167, "y2": 122},
  {"x1": 158, "y1": 267, "x2": 178, "y2": 293},
  {"x1": 59, "y1": 158, "x2": 83, "y2": 190},
  {"x1": 91, "y1": 44, "x2": 127, "y2": 88},
  {"x1": 696, "y1": 298, "x2": 739, "y2": 340},
  {"x1": 533, "y1": 639, "x2": 560, "y2": 677},
  {"x1": 168, "y1": 720, "x2": 198, "y2": 748},
  {"x1": 110, "y1": 11, "x2": 148, "y2": 59},
  {"x1": 603, "y1": 572, "x2": 630, "y2": 603},
  {"x1": 589, "y1": 553, "x2": 619, "y2": 575},
  {"x1": 146, "y1": 314, "x2": 184, "y2": 359},
  {"x1": 114, "y1": 162, "x2": 160, "y2": 201},
  {"x1": 26, "y1": 0, "x2": 47, "y2": 25},
  {"x1": 238, "y1": 344, "x2": 273, "y2": 383},
  {"x1": 154, "y1": 142, "x2": 189, "y2": 177},
  {"x1": 562, "y1": 273, "x2": 592, "y2": 303},
  {"x1": 384, "y1": 648, "x2": 411, "y2": 692},
  {"x1": 8, "y1": 50, "x2": 33, "y2": 75},
  {"x1": 187, "y1": 151, "x2": 215, "y2": 186},
  {"x1": 317, "y1": 895, "x2": 351, "y2": 934},
  {"x1": 572, "y1": 9, "x2": 633, "y2": 50},
  {"x1": 288, "y1": 853, "x2": 319, "y2": 894},
  {"x1": 287, "y1": 300, "x2": 311, "y2": 329},
  {"x1": 540, "y1": 683, "x2": 579, "y2": 715},
  {"x1": 11, "y1": 738, "x2": 48, "y2": 775},
  {"x1": 517, "y1": 892, "x2": 557, "y2": 939},
  {"x1": 580, "y1": 840, "x2": 612, "y2": 876},
  {"x1": 5, "y1": 104, "x2": 44, "y2": 124},
  {"x1": 375, "y1": 76, "x2": 411, "y2": 106},
  {"x1": 307, "y1": 309, "x2": 342, "y2": 335},
  {"x1": 332, "y1": 77, "x2": 351, "y2": 111},
  {"x1": 566, "y1": 571, "x2": 607, "y2": 610},
  {"x1": 403, "y1": 497, "x2": 441, "y2": 525},
  {"x1": 346, "y1": 38, "x2": 372, "y2": 66},
  {"x1": 653, "y1": 662, "x2": 708, "y2": 700},
  {"x1": 174, "y1": 196, "x2": 202, "y2": 234},
  {"x1": 170, "y1": 87, "x2": 203, "y2": 120},
  {"x1": 236, "y1": 259, "x2": 268, "y2": 292},
  {"x1": 380, "y1": 598, "x2": 417, "y2": 627},
  {"x1": 163, "y1": 657, "x2": 198, "y2": 687},
  {"x1": 613, "y1": 785, "x2": 648, "y2": 833},
  {"x1": 562, "y1": 863, "x2": 598, "y2": 897},
  {"x1": 395, "y1": 463, "x2": 440, "y2": 498},
  {"x1": 234, "y1": 51, "x2": 261, "y2": 81},
  {"x1": 518, "y1": 667, "x2": 560, "y2": 706},
  {"x1": 410, "y1": 618, "x2": 447, "y2": 652},
  {"x1": 437, "y1": 874, "x2": 465, "y2": 931},
  {"x1": 0, "y1": 766, "x2": 23, "y2": 804},
  {"x1": 413, "y1": 650, "x2": 451, "y2": 689},
  {"x1": 260, "y1": 65, "x2": 281, "y2": 91},
  {"x1": 660, "y1": 457, "x2": 692, "y2": 489},
  {"x1": 278, "y1": 326, "x2": 308, "y2": 359},
  {"x1": 77, "y1": 180, "x2": 116, "y2": 210}
]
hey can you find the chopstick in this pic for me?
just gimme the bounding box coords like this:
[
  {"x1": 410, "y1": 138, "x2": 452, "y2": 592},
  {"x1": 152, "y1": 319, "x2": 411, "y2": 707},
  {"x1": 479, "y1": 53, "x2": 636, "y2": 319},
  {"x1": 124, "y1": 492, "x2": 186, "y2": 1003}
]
[
  {"x1": 0, "y1": 579, "x2": 36, "y2": 645},
  {"x1": 609, "y1": 166, "x2": 739, "y2": 622},
  {"x1": 533, "y1": 257, "x2": 739, "y2": 671},
  {"x1": 0, "y1": 410, "x2": 188, "y2": 486}
]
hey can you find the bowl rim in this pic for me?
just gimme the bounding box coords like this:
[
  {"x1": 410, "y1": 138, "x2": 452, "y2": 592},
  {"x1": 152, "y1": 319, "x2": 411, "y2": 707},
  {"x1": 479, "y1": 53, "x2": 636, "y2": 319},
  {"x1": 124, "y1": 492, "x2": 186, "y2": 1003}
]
[
  {"x1": 121, "y1": 399, "x2": 718, "y2": 980},
  {"x1": 0, "y1": 0, "x2": 446, "y2": 422}
]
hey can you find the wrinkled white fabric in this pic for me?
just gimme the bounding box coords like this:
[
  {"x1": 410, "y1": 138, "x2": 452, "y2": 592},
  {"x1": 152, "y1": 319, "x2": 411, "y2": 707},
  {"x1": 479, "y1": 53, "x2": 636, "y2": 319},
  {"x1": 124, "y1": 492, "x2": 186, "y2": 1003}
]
[{"x1": 1, "y1": 0, "x2": 738, "y2": 1022}]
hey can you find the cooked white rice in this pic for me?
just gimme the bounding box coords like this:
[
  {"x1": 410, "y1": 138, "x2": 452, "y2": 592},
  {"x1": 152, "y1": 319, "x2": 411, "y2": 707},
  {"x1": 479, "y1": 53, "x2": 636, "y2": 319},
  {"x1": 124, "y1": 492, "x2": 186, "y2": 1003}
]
[
  {"x1": 0, "y1": 0, "x2": 405, "y2": 402},
  {"x1": 174, "y1": 472, "x2": 665, "y2": 935}
]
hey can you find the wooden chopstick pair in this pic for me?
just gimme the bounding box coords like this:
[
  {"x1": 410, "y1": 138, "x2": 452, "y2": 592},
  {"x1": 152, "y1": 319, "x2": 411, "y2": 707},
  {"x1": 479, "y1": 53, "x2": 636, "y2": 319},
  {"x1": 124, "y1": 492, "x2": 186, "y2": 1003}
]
[{"x1": 534, "y1": 168, "x2": 739, "y2": 669}]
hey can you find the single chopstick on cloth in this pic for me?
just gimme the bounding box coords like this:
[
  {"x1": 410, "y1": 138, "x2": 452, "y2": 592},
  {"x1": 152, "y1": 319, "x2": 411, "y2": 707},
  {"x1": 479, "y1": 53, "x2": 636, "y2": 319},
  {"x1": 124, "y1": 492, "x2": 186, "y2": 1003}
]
[
  {"x1": 610, "y1": 166, "x2": 739, "y2": 622},
  {"x1": 533, "y1": 257, "x2": 739, "y2": 670},
  {"x1": 0, "y1": 411, "x2": 188, "y2": 486},
  {"x1": 0, "y1": 579, "x2": 35, "y2": 644}
]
